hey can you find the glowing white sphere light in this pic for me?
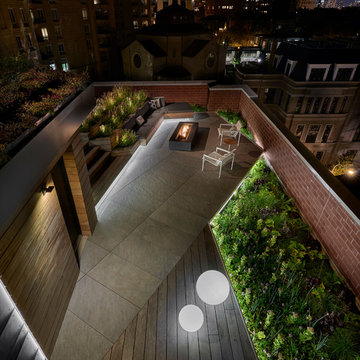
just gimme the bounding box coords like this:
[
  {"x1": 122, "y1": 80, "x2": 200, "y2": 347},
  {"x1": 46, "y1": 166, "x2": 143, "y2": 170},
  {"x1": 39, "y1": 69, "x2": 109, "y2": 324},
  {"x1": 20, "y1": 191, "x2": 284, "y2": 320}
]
[
  {"x1": 196, "y1": 270, "x2": 230, "y2": 305},
  {"x1": 178, "y1": 305, "x2": 204, "y2": 332}
]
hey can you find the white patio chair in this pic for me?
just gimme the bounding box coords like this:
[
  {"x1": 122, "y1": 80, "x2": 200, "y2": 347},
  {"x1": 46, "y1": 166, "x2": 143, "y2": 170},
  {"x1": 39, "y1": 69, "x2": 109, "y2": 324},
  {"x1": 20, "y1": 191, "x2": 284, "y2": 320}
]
[
  {"x1": 202, "y1": 147, "x2": 235, "y2": 178},
  {"x1": 218, "y1": 121, "x2": 242, "y2": 146}
]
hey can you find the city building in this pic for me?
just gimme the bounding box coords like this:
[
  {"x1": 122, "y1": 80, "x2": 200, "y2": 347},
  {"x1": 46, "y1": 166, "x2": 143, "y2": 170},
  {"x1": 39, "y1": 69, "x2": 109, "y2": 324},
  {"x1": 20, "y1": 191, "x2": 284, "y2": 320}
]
[
  {"x1": 0, "y1": 0, "x2": 39, "y2": 62},
  {"x1": 0, "y1": 0, "x2": 137, "y2": 79},
  {"x1": 122, "y1": 4, "x2": 225, "y2": 80},
  {"x1": 237, "y1": 41, "x2": 360, "y2": 167},
  {"x1": 297, "y1": 0, "x2": 317, "y2": 9}
]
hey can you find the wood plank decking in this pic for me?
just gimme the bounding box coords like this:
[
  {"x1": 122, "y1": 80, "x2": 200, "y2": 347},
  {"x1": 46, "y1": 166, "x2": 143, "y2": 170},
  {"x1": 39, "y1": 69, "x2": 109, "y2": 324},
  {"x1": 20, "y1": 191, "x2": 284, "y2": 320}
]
[{"x1": 103, "y1": 225, "x2": 257, "y2": 360}]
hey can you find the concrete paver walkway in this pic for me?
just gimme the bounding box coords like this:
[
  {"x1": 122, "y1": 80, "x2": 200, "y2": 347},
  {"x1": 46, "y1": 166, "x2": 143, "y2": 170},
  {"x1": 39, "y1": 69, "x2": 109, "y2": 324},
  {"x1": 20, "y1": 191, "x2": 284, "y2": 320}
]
[{"x1": 51, "y1": 112, "x2": 262, "y2": 360}]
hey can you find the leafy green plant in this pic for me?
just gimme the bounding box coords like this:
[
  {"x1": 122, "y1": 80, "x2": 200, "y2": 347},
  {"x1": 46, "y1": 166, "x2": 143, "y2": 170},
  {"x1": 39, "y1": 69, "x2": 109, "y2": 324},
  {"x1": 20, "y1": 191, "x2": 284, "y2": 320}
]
[
  {"x1": 212, "y1": 157, "x2": 360, "y2": 360},
  {"x1": 190, "y1": 104, "x2": 207, "y2": 112},
  {"x1": 217, "y1": 109, "x2": 254, "y2": 140},
  {"x1": 116, "y1": 129, "x2": 137, "y2": 148}
]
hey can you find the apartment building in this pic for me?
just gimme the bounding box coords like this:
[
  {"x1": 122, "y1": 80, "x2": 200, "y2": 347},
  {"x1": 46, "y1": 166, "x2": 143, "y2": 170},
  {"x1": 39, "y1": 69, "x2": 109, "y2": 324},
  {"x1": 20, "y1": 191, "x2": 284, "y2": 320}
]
[
  {"x1": 0, "y1": 0, "x2": 134, "y2": 79},
  {"x1": 0, "y1": 0, "x2": 39, "y2": 62},
  {"x1": 238, "y1": 41, "x2": 360, "y2": 167}
]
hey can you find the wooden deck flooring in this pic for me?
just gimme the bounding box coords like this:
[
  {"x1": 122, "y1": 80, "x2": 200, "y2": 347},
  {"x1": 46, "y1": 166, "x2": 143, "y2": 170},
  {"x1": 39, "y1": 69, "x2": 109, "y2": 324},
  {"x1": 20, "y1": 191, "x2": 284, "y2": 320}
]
[{"x1": 103, "y1": 225, "x2": 257, "y2": 360}]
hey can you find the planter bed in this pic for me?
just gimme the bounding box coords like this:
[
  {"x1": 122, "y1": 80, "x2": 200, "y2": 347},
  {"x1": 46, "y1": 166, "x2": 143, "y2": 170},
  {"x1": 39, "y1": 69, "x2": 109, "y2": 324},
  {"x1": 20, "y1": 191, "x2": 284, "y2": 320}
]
[{"x1": 212, "y1": 158, "x2": 360, "y2": 360}]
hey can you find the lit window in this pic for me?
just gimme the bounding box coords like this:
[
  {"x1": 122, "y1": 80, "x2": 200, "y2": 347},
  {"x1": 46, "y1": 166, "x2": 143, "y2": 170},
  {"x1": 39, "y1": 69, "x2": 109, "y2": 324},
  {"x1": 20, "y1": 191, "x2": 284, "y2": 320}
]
[
  {"x1": 61, "y1": 59, "x2": 69, "y2": 71},
  {"x1": 49, "y1": 61, "x2": 56, "y2": 70},
  {"x1": 133, "y1": 20, "x2": 139, "y2": 29},
  {"x1": 41, "y1": 28, "x2": 49, "y2": 40},
  {"x1": 29, "y1": 9, "x2": 34, "y2": 23},
  {"x1": 82, "y1": 9, "x2": 88, "y2": 20}
]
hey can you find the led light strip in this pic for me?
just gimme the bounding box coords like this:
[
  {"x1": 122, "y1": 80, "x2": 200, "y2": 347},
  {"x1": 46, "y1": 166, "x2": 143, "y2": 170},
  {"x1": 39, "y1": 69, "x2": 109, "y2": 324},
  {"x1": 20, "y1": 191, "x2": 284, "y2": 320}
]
[{"x1": 0, "y1": 279, "x2": 47, "y2": 359}]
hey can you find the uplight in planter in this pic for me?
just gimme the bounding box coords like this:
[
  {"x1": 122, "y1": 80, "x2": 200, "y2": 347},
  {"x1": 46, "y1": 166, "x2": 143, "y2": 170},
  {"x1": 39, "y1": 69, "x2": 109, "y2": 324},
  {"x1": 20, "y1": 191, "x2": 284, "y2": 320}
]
[
  {"x1": 196, "y1": 270, "x2": 230, "y2": 305},
  {"x1": 178, "y1": 305, "x2": 204, "y2": 332}
]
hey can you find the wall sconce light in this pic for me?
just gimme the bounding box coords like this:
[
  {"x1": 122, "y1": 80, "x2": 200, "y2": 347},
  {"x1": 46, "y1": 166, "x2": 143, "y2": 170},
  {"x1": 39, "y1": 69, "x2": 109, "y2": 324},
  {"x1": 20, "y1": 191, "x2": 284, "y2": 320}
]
[{"x1": 41, "y1": 185, "x2": 54, "y2": 196}]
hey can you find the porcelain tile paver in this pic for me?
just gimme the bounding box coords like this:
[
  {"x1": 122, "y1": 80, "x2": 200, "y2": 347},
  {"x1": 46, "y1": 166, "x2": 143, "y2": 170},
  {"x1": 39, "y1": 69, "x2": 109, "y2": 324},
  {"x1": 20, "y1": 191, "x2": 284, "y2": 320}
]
[
  {"x1": 51, "y1": 113, "x2": 262, "y2": 360},
  {"x1": 88, "y1": 253, "x2": 162, "y2": 308},
  {"x1": 68, "y1": 276, "x2": 139, "y2": 343},
  {"x1": 51, "y1": 311, "x2": 112, "y2": 360}
]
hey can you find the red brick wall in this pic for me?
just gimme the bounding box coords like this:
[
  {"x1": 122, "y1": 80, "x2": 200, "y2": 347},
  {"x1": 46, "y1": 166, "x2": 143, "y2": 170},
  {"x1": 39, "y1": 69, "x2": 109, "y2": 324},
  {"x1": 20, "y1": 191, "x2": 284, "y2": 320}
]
[
  {"x1": 94, "y1": 84, "x2": 209, "y2": 106},
  {"x1": 208, "y1": 89, "x2": 242, "y2": 112},
  {"x1": 238, "y1": 90, "x2": 360, "y2": 298}
]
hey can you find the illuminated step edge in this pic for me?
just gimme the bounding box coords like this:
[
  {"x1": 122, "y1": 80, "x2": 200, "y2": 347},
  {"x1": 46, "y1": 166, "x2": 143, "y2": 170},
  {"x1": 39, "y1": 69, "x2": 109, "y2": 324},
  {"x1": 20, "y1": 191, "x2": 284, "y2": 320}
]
[{"x1": 0, "y1": 280, "x2": 47, "y2": 360}]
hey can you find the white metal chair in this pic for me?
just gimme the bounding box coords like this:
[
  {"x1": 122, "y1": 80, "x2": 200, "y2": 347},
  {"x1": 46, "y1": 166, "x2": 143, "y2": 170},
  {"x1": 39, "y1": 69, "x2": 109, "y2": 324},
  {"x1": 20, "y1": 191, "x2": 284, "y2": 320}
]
[
  {"x1": 218, "y1": 121, "x2": 242, "y2": 146},
  {"x1": 202, "y1": 147, "x2": 235, "y2": 178}
]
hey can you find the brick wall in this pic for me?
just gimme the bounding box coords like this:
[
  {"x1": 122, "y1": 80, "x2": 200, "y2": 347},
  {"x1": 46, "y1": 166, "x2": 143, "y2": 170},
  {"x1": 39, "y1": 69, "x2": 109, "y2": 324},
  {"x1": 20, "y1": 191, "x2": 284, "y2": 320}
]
[
  {"x1": 94, "y1": 83, "x2": 209, "y2": 106},
  {"x1": 208, "y1": 89, "x2": 243, "y2": 112},
  {"x1": 237, "y1": 90, "x2": 360, "y2": 298}
]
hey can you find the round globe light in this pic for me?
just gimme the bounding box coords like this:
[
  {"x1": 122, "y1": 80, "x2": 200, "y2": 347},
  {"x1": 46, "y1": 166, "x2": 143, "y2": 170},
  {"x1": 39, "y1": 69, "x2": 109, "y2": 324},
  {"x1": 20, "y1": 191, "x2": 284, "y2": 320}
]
[
  {"x1": 178, "y1": 305, "x2": 204, "y2": 332},
  {"x1": 196, "y1": 270, "x2": 230, "y2": 305}
]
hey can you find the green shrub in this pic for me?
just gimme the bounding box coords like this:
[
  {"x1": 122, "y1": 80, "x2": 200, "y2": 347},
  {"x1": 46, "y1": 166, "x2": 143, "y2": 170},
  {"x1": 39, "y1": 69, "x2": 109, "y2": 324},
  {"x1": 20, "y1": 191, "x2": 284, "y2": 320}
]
[
  {"x1": 212, "y1": 158, "x2": 360, "y2": 360},
  {"x1": 217, "y1": 109, "x2": 254, "y2": 140},
  {"x1": 116, "y1": 129, "x2": 137, "y2": 147},
  {"x1": 190, "y1": 104, "x2": 207, "y2": 112}
]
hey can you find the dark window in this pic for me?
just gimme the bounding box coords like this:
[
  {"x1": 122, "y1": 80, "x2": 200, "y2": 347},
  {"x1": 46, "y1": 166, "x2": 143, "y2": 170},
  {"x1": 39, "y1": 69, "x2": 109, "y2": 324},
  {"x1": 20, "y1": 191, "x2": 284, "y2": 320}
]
[
  {"x1": 273, "y1": 58, "x2": 278, "y2": 68},
  {"x1": 335, "y1": 68, "x2": 353, "y2": 81},
  {"x1": 26, "y1": 34, "x2": 33, "y2": 48},
  {"x1": 277, "y1": 90, "x2": 283, "y2": 106},
  {"x1": 265, "y1": 88, "x2": 275, "y2": 104},
  {"x1": 321, "y1": 125, "x2": 332, "y2": 143},
  {"x1": 133, "y1": 54, "x2": 141, "y2": 68},
  {"x1": 312, "y1": 97, "x2": 322, "y2": 114},
  {"x1": 86, "y1": 39, "x2": 92, "y2": 49},
  {"x1": 295, "y1": 97, "x2": 304, "y2": 114},
  {"x1": 315, "y1": 151, "x2": 324, "y2": 160},
  {"x1": 46, "y1": 44, "x2": 52, "y2": 54},
  {"x1": 207, "y1": 53, "x2": 215, "y2": 67},
  {"x1": 55, "y1": 26, "x2": 62, "y2": 38},
  {"x1": 37, "y1": 9, "x2": 45, "y2": 21},
  {"x1": 295, "y1": 124, "x2": 304, "y2": 139},
  {"x1": 58, "y1": 43, "x2": 65, "y2": 55},
  {"x1": 305, "y1": 97, "x2": 314, "y2": 114},
  {"x1": 309, "y1": 68, "x2": 326, "y2": 81},
  {"x1": 15, "y1": 36, "x2": 22, "y2": 49},
  {"x1": 285, "y1": 63, "x2": 291, "y2": 76},
  {"x1": 100, "y1": 51, "x2": 108, "y2": 62},
  {"x1": 306, "y1": 125, "x2": 321, "y2": 143},
  {"x1": 340, "y1": 97, "x2": 347, "y2": 113},
  {"x1": 284, "y1": 95, "x2": 291, "y2": 112},
  {"x1": 321, "y1": 97, "x2": 330, "y2": 113},
  {"x1": 353, "y1": 124, "x2": 360, "y2": 142},
  {"x1": 329, "y1": 97, "x2": 339, "y2": 114},
  {"x1": 51, "y1": 9, "x2": 58, "y2": 21},
  {"x1": 84, "y1": 24, "x2": 90, "y2": 35},
  {"x1": 8, "y1": 9, "x2": 16, "y2": 23},
  {"x1": 20, "y1": 9, "x2": 27, "y2": 24}
]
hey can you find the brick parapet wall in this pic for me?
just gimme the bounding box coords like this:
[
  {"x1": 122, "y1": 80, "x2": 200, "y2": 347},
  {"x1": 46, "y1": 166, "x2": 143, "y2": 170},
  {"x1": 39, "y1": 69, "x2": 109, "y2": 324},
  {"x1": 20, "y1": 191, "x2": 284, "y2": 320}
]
[
  {"x1": 93, "y1": 82, "x2": 209, "y2": 106},
  {"x1": 237, "y1": 90, "x2": 360, "y2": 298}
]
